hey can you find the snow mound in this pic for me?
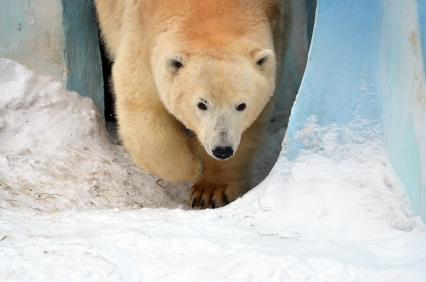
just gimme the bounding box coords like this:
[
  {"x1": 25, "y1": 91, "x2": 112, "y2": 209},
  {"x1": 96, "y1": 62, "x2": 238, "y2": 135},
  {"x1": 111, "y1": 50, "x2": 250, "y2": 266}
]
[
  {"x1": 0, "y1": 58, "x2": 189, "y2": 211},
  {"x1": 0, "y1": 59, "x2": 426, "y2": 281}
]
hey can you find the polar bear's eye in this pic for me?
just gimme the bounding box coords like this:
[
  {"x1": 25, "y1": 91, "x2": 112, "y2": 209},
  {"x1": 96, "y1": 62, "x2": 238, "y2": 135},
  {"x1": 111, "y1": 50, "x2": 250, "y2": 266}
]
[
  {"x1": 252, "y1": 49, "x2": 273, "y2": 71},
  {"x1": 236, "y1": 103, "x2": 246, "y2": 111},
  {"x1": 256, "y1": 56, "x2": 267, "y2": 67},
  {"x1": 197, "y1": 102, "x2": 208, "y2": 111},
  {"x1": 172, "y1": 60, "x2": 183, "y2": 69},
  {"x1": 168, "y1": 58, "x2": 184, "y2": 72}
]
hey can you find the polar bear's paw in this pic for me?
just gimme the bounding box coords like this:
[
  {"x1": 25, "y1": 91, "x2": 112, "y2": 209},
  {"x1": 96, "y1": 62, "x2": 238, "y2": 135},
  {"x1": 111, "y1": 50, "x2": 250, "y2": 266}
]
[{"x1": 190, "y1": 183, "x2": 238, "y2": 209}]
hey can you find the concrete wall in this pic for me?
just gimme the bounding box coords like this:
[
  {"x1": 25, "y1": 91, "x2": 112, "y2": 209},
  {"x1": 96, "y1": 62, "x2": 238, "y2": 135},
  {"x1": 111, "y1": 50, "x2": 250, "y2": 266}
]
[
  {"x1": 284, "y1": 0, "x2": 426, "y2": 220},
  {"x1": 252, "y1": 0, "x2": 315, "y2": 187},
  {"x1": 62, "y1": 0, "x2": 104, "y2": 114},
  {"x1": 379, "y1": 0, "x2": 426, "y2": 218},
  {"x1": 0, "y1": 0, "x2": 104, "y2": 113},
  {"x1": 284, "y1": 0, "x2": 382, "y2": 159},
  {"x1": 272, "y1": 0, "x2": 316, "y2": 133},
  {"x1": 0, "y1": 0, "x2": 66, "y2": 82}
]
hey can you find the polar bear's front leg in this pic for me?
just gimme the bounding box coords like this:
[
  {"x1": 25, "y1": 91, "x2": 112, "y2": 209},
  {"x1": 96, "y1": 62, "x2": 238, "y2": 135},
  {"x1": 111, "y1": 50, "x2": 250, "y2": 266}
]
[
  {"x1": 118, "y1": 101, "x2": 204, "y2": 184},
  {"x1": 189, "y1": 117, "x2": 267, "y2": 209},
  {"x1": 190, "y1": 181, "x2": 244, "y2": 209},
  {"x1": 189, "y1": 154, "x2": 250, "y2": 209}
]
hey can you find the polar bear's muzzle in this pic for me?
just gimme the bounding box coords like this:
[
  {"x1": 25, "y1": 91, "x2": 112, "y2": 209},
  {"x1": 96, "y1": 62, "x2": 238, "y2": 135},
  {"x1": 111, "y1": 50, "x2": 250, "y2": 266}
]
[
  {"x1": 206, "y1": 129, "x2": 240, "y2": 161},
  {"x1": 198, "y1": 114, "x2": 242, "y2": 161}
]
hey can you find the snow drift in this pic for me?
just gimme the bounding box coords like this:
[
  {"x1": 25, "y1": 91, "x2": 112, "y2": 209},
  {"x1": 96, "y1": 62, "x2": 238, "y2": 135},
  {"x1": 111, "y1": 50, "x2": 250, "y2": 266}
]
[{"x1": 0, "y1": 58, "x2": 189, "y2": 211}]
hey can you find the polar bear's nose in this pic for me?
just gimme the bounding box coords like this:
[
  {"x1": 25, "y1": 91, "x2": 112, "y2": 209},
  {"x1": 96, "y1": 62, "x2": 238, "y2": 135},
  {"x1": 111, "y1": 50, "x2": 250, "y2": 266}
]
[{"x1": 212, "y1": 146, "x2": 234, "y2": 160}]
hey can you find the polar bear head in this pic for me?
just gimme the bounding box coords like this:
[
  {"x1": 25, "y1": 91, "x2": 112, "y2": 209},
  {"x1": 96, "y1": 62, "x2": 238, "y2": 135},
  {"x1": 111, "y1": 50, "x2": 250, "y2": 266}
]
[{"x1": 150, "y1": 4, "x2": 277, "y2": 160}]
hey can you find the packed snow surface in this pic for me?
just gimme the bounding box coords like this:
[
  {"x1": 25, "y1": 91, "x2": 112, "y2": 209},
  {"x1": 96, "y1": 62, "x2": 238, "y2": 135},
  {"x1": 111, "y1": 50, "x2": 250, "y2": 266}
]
[{"x1": 1, "y1": 59, "x2": 426, "y2": 281}]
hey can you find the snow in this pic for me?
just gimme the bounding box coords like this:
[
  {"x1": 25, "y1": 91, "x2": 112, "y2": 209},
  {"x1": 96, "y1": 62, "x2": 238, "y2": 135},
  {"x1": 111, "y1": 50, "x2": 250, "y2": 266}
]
[
  {"x1": 1, "y1": 58, "x2": 426, "y2": 281},
  {"x1": 0, "y1": 58, "x2": 190, "y2": 211}
]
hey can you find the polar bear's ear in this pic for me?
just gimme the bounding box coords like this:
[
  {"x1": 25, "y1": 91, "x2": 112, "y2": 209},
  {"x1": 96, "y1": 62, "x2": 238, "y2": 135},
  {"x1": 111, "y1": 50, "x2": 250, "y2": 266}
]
[{"x1": 252, "y1": 49, "x2": 274, "y2": 70}]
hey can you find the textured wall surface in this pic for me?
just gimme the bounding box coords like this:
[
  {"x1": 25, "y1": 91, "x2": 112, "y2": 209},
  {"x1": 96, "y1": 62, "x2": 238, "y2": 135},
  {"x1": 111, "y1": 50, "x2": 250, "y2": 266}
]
[
  {"x1": 272, "y1": 0, "x2": 315, "y2": 133},
  {"x1": 0, "y1": 0, "x2": 104, "y2": 113},
  {"x1": 0, "y1": 0, "x2": 66, "y2": 82},
  {"x1": 62, "y1": 0, "x2": 104, "y2": 114},
  {"x1": 379, "y1": 0, "x2": 426, "y2": 218},
  {"x1": 284, "y1": 0, "x2": 426, "y2": 219}
]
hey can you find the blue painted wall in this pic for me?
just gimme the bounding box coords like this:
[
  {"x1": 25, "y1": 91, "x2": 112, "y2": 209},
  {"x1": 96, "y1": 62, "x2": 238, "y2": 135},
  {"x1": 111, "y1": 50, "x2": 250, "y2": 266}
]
[
  {"x1": 419, "y1": 0, "x2": 426, "y2": 70},
  {"x1": 285, "y1": 1, "x2": 383, "y2": 159},
  {"x1": 284, "y1": 0, "x2": 426, "y2": 219},
  {"x1": 62, "y1": 0, "x2": 104, "y2": 114},
  {"x1": 0, "y1": 0, "x2": 104, "y2": 114},
  {"x1": 378, "y1": 0, "x2": 426, "y2": 217},
  {"x1": 0, "y1": 0, "x2": 66, "y2": 81}
]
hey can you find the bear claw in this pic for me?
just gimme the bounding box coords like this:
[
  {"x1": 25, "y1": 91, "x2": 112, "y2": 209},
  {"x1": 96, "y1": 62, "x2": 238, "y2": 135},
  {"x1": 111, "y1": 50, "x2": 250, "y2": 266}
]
[{"x1": 190, "y1": 184, "x2": 229, "y2": 209}]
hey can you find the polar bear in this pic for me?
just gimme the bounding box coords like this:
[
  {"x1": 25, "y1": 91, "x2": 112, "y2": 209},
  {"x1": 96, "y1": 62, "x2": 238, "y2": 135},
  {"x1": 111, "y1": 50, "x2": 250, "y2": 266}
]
[{"x1": 95, "y1": 0, "x2": 282, "y2": 208}]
